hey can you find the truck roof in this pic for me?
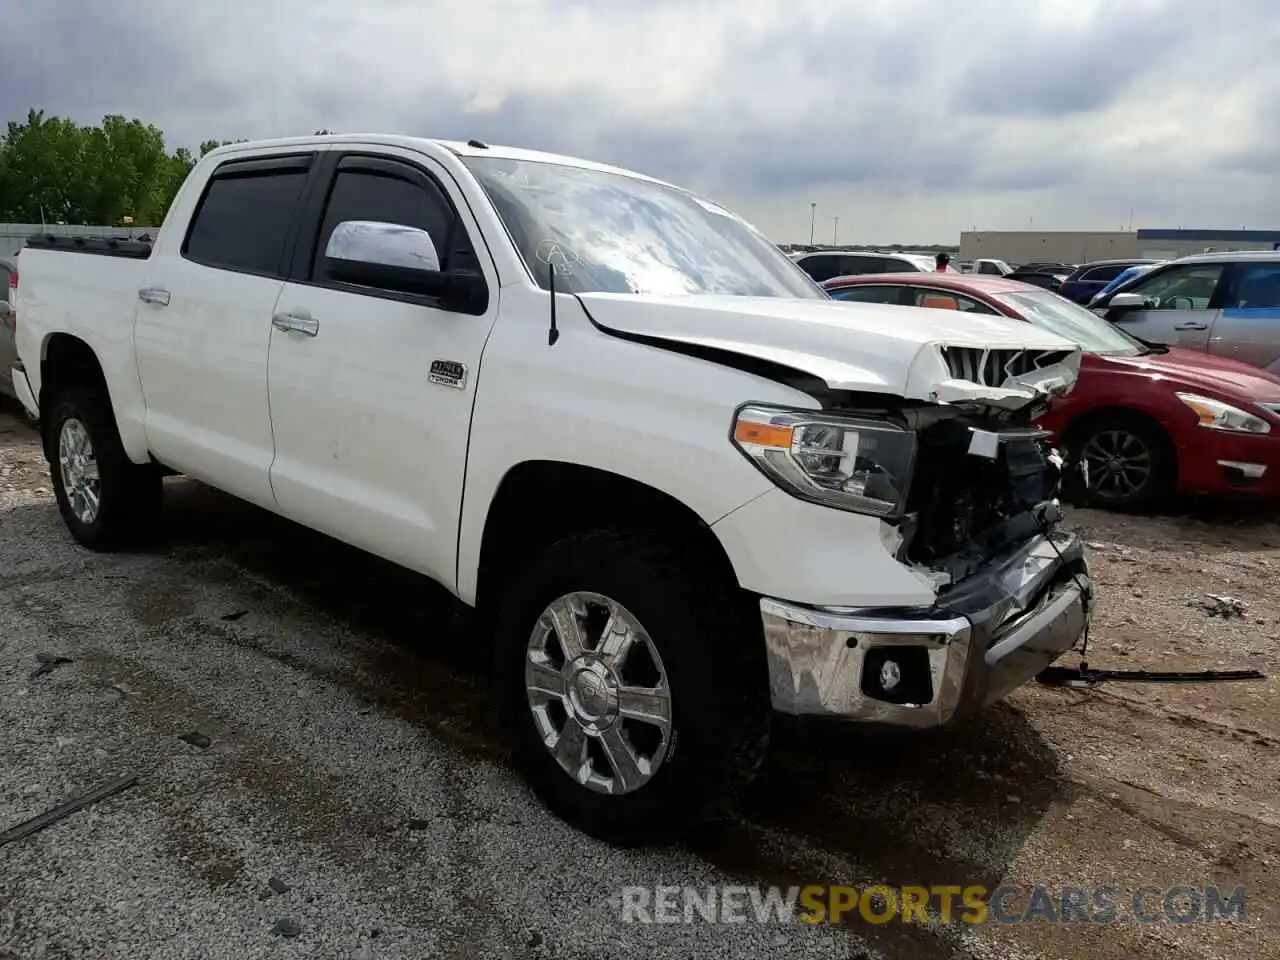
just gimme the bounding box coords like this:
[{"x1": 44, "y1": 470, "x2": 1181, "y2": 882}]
[{"x1": 205, "y1": 134, "x2": 680, "y2": 190}]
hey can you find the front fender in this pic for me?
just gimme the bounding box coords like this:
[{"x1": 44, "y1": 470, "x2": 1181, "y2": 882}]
[{"x1": 455, "y1": 293, "x2": 819, "y2": 604}]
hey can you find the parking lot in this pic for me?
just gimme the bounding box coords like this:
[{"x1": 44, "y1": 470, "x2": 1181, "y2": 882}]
[{"x1": 2, "y1": 407, "x2": 1278, "y2": 959}]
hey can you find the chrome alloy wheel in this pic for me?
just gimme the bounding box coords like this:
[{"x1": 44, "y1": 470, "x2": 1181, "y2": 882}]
[
  {"x1": 1081, "y1": 428, "x2": 1152, "y2": 502},
  {"x1": 525, "y1": 591, "x2": 673, "y2": 795},
  {"x1": 58, "y1": 418, "x2": 101, "y2": 524}
]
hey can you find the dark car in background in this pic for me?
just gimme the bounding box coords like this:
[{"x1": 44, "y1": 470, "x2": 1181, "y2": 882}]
[
  {"x1": 0, "y1": 254, "x2": 16, "y2": 400},
  {"x1": 1005, "y1": 265, "x2": 1071, "y2": 293},
  {"x1": 1058, "y1": 259, "x2": 1162, "y2": 304}
]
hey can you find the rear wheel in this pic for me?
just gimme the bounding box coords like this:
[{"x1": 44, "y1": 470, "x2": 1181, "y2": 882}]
[
  {"x1": 494, "y1": 531, "x2": 769, "y2": 845},
  {"x1": 1067, "y1": 412, "x2": 1174, "y2": 511},
  {"x1": 45, "y1": 388, "x2": 162, "y2": 548}
]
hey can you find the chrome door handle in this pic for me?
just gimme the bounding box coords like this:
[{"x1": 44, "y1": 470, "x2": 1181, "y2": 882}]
[
  {"x1": 271, "y1": 310, "x2": 319, "y2": 337},
  {"x1": 1173, "y1": 321, "x2": 1208, "y2": 330},
  {"x1": 138, "y1": 286, "x2": 171, "y2": 306}
]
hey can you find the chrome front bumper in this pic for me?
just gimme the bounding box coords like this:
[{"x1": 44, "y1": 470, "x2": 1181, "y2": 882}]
[{"x1": 761, "y1": 531, "x2": 1091, "y2": 726}]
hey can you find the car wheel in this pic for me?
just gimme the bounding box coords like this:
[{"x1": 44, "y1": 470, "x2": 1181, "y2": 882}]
[
  {"x1": 494, "y1": 530, "x2": 769, "y2": 845},
  {"x1": 1068, "y1": 412, "x2": 1174, "y2": 511},
  {"x1": 45, "y1": 388, "x2": 163, "y2": 548}
]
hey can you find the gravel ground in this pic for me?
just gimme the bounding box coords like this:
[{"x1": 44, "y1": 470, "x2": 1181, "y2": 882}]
[{"x1": 2, "y1": 405, "x2": 1278, "y2": 960}]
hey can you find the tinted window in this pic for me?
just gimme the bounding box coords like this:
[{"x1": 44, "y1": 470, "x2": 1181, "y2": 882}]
[
  {"x1": 312, "y1": 168, "x2": 475, "y2": 281},
  {"x1": 829, "y1": 285, "x2": 902, "y2": 304},
  {"x1": 1081, "y1": 264, "x2": 1126, "y2": 283},
  {"x1": 1230, "y1": 263, "x2": 1280, "y2": 309},
  {"x1": 1129, "y1": 263, "x2": 1225, "y2": 309},
  {"x1": 839, "y1": 255, "x2": 886, "y2": 276},
  {"x1": 798, "y1": 255, "x2": 843, "y2": 282},
  {"x1": 976, "y1": 261, "x2": 1002, "y2": 275},
  {"x1": 185, "y1": 168, "x2": 308, "y2": 275}
]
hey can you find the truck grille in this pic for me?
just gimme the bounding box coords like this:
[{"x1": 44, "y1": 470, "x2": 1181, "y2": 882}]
[{"x1": 940, "y1": 347, "x2": 1074, "y2": 389}]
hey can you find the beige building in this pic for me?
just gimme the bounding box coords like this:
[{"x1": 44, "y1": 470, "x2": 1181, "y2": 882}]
[{"x1": 959, "y1": 229, "x2": 1280, "y2": 266}]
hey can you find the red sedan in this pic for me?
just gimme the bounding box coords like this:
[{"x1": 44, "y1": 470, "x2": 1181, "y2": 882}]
[{"x1": 823, "y1": 273, "x2": 1280, "y2": 509}]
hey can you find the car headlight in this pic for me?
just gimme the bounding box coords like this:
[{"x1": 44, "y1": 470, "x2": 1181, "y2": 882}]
[
  {"x1": 731, "y1": 404, "x2": 916, "y2": 517},
  {"x1": 1175, "y1": 393, "x2": 1272, "y2": 435}
]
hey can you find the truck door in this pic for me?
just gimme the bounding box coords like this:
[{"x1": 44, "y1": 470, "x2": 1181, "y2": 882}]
[
  {"x1": 265, "y1": 150, "x2": 499, "y2": 588},
  {"x1": 1206, "y1": 261, "x2": 1280, "y2": 371},
  {"x1": 133, "y1": 152, "x2": 317, "y2": 508},
  {"x1": 1103, "y1": 260, "x2": 1229, "y2": 352}
]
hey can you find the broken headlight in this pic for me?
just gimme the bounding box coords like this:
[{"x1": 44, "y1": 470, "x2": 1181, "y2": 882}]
[{"x1": 731, "y1": 405, "x2": 916, "y2": 517}]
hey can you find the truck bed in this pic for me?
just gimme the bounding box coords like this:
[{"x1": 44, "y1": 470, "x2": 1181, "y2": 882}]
[{"x1": 24, "y1": 234, "x2": 154, "y2": 260}]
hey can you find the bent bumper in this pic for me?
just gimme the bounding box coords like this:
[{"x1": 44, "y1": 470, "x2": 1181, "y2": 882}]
[
  {"x1": 11, "y1": 362, "x2": 38, "y2": 420},
  {"x1": 761, "y1": 530, "x2": 1092, "y2": 726}
]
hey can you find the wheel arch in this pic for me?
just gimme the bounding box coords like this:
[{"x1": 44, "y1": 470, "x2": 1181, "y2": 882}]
[
  {"x1": 39, "y1": 332, "x2": 150, "y2": 464},
  {"x1": 473, "y1": 460, "x2": 745, "y2": 622},
  {"x1": 1060, "y1": 404, "x2": 1179, "y2": 498}
]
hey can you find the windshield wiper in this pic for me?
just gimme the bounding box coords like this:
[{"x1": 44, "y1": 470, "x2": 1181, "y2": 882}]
[{"x1": 1127, "y1": 332, "x2": 1168, "y2": 356}]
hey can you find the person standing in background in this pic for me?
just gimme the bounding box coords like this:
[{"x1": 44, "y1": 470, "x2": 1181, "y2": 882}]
[{"x1": 935, "y1": 252, "x2": 952, "y2": 273}]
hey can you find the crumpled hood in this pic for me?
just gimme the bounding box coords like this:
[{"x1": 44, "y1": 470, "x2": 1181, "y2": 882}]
[{"x1": 577, "y1": 293, "x2": 1082, "y2": 408}]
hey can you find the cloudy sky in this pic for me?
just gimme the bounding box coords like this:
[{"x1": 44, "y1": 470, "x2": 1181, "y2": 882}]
[{"x1": 3, "y1": 0, "x2": 1277, "y2": 243}]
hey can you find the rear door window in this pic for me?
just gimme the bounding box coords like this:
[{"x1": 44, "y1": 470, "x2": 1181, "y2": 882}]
[
  {"x1": 828, "y1": 285, "x2": 904, "y2": 304},
  {"x1": 1226, "y1": 263, "x2": 1280, "y2": 309},
  {"x1": 910, "y1": 288, "x2": 1000, "y2": 314},
  {"x1": 184, "y1": 158, "x2": 311, "y2": 276}
]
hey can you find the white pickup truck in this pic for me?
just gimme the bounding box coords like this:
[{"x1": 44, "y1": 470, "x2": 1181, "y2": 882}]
[{"x1": 11, "y1": 134, "x2": 1093, "y2": 843}]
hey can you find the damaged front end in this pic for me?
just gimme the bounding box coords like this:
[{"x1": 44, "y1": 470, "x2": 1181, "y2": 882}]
[{"x1": 756, "y1": 353, "x2": 1095, "y2": 727}]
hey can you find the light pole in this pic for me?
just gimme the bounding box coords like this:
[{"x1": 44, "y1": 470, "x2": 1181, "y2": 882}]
[
  {"x1": 833, "y1": 216, "x2": 839, "y2": 245},
  {"x1": 808, "y1": 202, "x2": 816, "y2": 246}
]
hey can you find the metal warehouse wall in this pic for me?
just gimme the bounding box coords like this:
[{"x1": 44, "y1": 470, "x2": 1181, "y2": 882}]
[
  {"x1": 1132, "y1": 239, "x2": 1280, "y2": 259},
  {"x1": 0, "y1": 223, "x2": 153, "y2": 259},
  {"x1": 959, "y1": 231, "x2": 1140, "y2": 265}
]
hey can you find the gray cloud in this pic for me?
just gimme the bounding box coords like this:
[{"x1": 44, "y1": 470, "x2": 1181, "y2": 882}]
[{"x1": 0, "y1": 0, "x2": 1276, "y2": 240}]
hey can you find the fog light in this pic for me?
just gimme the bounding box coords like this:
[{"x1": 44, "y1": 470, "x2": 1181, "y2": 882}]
[
  {"x1": 861, "y1": 646, "x2": 935, "y2": 705},
  {"x1": 879, "y1": 659, "x2": 901, "y2": 692}
]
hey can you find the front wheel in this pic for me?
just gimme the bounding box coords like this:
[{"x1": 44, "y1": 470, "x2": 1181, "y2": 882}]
[
  {"x1": 494, "y1": 531, "x2": 769, "y2": 845},
  {"x1": 1067, "y1": 412, "x2": 1175, "y2": 511}
]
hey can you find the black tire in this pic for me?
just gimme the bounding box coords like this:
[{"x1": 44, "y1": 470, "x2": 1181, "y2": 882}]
[
  {"x1": 494, "y1": 531, "x2": 770, "y2": 845},
  {"x1": 44, "y1": 387, "x2": 163, "y2": 548},
  {"x1": 1065, "y1": 411, "x2": 1175, "y2": 511}
]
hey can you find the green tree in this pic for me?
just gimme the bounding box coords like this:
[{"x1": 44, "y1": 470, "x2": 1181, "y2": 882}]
[{"x1": 0, "y1": 109, "x2": 249, "y2": 227}]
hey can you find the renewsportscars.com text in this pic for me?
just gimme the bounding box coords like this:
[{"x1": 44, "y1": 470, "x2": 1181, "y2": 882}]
[{"x1": 619, "y1": 884, "x2": 1247, "y2": 925}]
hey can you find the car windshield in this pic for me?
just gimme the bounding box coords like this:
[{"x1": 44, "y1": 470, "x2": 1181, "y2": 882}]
[
  {"x1": 995, "y1": 290, "x2": 1144, "y2": 356},
  {"x1": 462, "y1": 156, "x2": 826, "y2": 299}
]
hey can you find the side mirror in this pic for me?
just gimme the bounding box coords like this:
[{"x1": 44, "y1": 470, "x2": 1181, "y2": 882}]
[
  {"x1": 323, "y1": 220, "x2": 487, "y2": 314},
  {"x1": 1107, "y1": 291, "x2": 1150, "y2": 311}
]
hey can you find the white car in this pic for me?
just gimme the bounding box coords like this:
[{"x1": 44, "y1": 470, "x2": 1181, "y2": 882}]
[
  {"x1": 793, "y1": 249, "x2": 951, "y2": 281},
  {"x1": 12, "y1": 134, "x2": 1092, "y2": 844}
]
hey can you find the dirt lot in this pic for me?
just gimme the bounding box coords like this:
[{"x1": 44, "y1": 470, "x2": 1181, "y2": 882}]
[{"x1": 2, "y1": 406, "x2": 1278, "y2": 960}]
